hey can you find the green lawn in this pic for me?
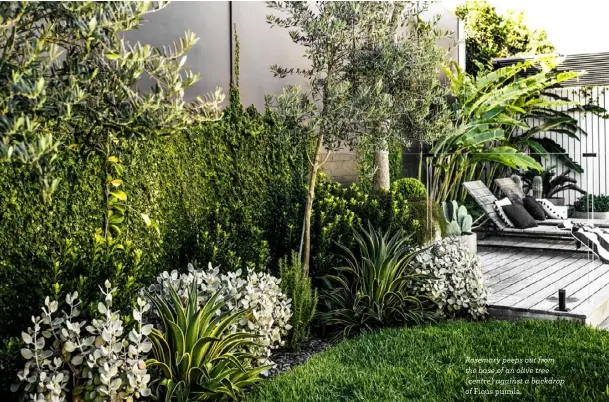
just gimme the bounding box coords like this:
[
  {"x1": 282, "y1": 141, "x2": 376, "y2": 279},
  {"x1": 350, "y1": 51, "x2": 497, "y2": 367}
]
[{"x1": 247, "y1": 320, "x2": 609, "y2": 401}]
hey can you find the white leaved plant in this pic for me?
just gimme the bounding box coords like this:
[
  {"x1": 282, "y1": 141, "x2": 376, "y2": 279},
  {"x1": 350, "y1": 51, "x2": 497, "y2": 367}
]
[
  {"x1": 14, "y1": 281, "x2": 152, "y2": 402},
  {"x1": 411, "y1": 238, "x2": 487, "y2": 319},
  {"x1": 148, "y1": 263, "x2": 292, "y2": 368}
]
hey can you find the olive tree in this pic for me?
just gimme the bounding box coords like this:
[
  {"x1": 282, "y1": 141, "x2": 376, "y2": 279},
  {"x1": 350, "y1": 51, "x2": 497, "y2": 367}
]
[
  {"x1": 266, "y1": 1, "x2": 364, "y2": 273},
  {"x1": 266, "y1": 1, "x2": 451, "y2": 271},
  {"x1": 345, "y1": 2, "x2": 451, "y2": 190},
  {"x1": 0, "y1": 1, "x2": 223, "y2": 213}
]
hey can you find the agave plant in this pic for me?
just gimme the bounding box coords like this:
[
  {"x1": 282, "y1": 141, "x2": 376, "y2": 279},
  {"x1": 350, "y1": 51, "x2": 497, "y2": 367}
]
[
  {"x1": 518, "y1": 166, "x2": 586, "y2": 199},
  {"x1": 146, "y1": 281, "x2": 268, "y2": 402},
  {"x1": 320, "y1": 223, "x2": 435, "y2": 340}
]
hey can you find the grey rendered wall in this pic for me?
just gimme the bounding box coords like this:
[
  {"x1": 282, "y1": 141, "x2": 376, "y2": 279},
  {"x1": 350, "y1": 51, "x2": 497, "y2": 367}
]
[
  {"x1": 126, "y1": 2, "x2": 232, "y2": 104},
  {"x1": 126, "y1": 1, "x2": 307, "y2": 109},
  {"x1": 127, "y1": 1, "x2": 464, "y2": 185}
]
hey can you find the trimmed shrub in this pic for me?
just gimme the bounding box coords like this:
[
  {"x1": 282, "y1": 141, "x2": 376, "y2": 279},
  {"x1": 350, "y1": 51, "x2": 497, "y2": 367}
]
[
  {"x1": 279, "y1": 251, "x2": 318, "y2": 351},
  {"x1": 574, "y1": 194, "x2": 609, "y2": 212},
  {"x1": 310, "y1": 174, "x2": 444, "y2": 280},
  {"x1": 0, "y1": 102, "x2": 305, "y2": 341},
  {"x1": 391, "y1": 178, "x2": 446, "y2": 245},
  {"x1": 310, "y1": 174, "x2": 392, "y2": 280},
  {"x1": 391, "y1": 177, "x2": 428, "y2": 200},
  {"x1": 411, "y1": 238, "x2": 487, "y2": 319}
]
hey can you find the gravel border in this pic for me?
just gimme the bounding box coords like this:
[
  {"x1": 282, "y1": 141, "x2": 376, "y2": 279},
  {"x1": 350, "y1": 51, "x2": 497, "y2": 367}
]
[{"x1": 267, "y1": 338, "x2": 330, "y2": 377}]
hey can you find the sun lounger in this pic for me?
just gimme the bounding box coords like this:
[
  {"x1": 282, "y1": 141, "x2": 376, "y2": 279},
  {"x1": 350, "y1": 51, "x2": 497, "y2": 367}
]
[
  {"x1": 462, "y1": 180, "x2": 572, "y2": 237},
  {"x1": 572, "y1": 224, "x2": 609, "y2": 263},
  {"x1": 493, "y1": 177, "x2": 570, "y2": 218}
]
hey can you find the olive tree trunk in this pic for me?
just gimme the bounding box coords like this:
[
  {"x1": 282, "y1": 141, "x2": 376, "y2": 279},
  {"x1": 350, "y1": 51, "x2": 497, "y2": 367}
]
[
  {"x1": 301, "y1": 132, "x2": 325, "y2": 275},
  {"x1": 373, "y1": 139, "x2": 390, "y2": 191}
]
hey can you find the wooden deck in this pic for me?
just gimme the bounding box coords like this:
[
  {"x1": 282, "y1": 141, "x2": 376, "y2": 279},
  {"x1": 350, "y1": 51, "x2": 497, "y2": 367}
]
[{"x1": 479, "y1": 242, "x2": 609, "y2": 327}]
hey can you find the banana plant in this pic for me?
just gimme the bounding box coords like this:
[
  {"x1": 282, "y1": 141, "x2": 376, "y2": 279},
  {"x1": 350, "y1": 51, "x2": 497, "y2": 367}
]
[
  {"x1": 508, "y1": 88, "x2": 606, "y2": 174},
  {"x1": 428, "y1": 57, "x2": 591, "y2": 201},
  {"x1": 146, "y1": 282, "x2": 269, "y2": 401}
]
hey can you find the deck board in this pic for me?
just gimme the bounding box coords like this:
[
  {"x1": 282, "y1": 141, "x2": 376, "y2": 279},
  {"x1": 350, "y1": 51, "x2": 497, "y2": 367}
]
[
  {"x1": 490, "y1": 254, "x2": 567, "y2": 292},
  {"x1": 531, "y1": 260, "x2": 608, "y2": 312},
  {"x1": 484, "y1": 251, "x2": 543, "y2": 279},
  {"x1": 504, "y1": 257, "x2": 596, "y2": 309},
  {"x1": 486, "y1": 253, "x2": 549, "y2": 287},
  {"x1": 480, "y1": 246, "x2": 609, "y2": 326}
]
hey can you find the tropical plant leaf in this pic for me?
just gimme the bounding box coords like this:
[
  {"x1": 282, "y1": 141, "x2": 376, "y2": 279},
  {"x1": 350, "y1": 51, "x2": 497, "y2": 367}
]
[{"x1": 534, "y1": 137, "x2": 583, "y2": 173}]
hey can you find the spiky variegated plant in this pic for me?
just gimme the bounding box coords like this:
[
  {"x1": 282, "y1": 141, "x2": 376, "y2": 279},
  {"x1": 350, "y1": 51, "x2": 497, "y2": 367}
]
[
  {"x1": 320, "y1": 223, "x2": 435, "y2": 341},
  {"x1": 146, "y1": 282, "x2": 268, "y2": 402}
]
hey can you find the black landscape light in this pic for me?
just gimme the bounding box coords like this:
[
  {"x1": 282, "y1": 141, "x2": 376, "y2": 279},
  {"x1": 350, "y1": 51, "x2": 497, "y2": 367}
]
[{"x1": 558, "y1": 289, "x2": 567, "y2": 312}]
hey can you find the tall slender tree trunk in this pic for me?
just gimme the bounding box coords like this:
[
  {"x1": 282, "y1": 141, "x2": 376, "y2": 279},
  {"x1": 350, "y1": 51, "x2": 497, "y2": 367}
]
[
  {"x1": 302, "y1": 132, "x2": 325, "y2": 274},
  {"x1": 373, "y1": 138, "x2": 390, "y2": 191}
]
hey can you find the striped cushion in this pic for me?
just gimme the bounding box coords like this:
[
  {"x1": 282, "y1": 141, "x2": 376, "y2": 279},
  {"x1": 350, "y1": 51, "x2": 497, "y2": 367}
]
[
  {"x1": 537, "y1": 198, "x2": 568, "y2": 219},
  {"x1": 573, "y1": 226, "x2": 609, "y2": 263},
  {"x1": 493, "y1": 198, "x2": 515, "y2": 228}
]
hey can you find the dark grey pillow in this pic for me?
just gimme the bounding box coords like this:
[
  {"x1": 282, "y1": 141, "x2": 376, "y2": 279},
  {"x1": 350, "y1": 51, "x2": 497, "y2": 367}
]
[
  {"x1": 522, "y1": 196, "x2": 546, "y2": 221},
  {"x1": 501, "y1": 204, "x2": 538, "y2": 229}
]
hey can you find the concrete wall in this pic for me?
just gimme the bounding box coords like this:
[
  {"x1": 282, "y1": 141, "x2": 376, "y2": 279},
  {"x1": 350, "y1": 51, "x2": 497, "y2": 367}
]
[
  {"x1": 127, "y1": 1, "x2": 308, "y2": 109},
  {"x1": 127, "y1": 1, "x2": 464, "y2": 185}
]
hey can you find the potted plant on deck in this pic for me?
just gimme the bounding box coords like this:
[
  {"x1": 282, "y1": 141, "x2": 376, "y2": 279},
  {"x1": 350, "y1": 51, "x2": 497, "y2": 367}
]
[
  {"x1": 442, "y1": 200, "x2": 476, "y2": 253},
  {"x1": 573, "y1": 194, "x2": 609, "y2": 219}
]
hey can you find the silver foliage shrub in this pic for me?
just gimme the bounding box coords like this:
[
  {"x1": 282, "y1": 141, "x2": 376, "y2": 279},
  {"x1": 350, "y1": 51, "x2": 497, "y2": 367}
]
[
  {"x1": 148, "y1": 263, "x2": 292, "y2": 368},
  {"x1": 14, "y1": 281, "x2": 152, "y2": 402},
  {"x1": 411, "y1": 238, "x2": 487, "y2": 319}
]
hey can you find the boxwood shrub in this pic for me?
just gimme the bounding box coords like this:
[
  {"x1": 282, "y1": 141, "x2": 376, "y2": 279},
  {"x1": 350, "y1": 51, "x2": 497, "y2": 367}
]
[
  {"x1": 310, "y1": 174, "x2": 445, "y2": 280},
  {"x1": 574, "y1": 194, "x2": 609, "y2": 212}
]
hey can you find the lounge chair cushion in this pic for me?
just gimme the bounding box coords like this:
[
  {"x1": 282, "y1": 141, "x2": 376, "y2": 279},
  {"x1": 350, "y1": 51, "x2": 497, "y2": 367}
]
[
  {"x1": 537, "y1": 198, "x2": 568, "y2": 219},
  {"x1": 522, "y1": 196, "x2": 546, "y2": 221},
  {"x1": 493, "y1": 198, "x2": 515, "y2": 227},
  {"x1": 501, "y1": 204, "x2": 538, "y2": 229},
  {"x1": 495, "y1": 178, "x2": 525, "y2": 205}
]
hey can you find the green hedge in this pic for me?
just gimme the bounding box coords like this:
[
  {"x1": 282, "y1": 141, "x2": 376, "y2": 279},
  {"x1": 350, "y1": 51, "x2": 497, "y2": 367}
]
[
  {"x1": 574, "y1": 194, "x2": 609, "y2": 212},
  {"x1": 0, "y1": 100, "x2": 306, "y2": 342}
]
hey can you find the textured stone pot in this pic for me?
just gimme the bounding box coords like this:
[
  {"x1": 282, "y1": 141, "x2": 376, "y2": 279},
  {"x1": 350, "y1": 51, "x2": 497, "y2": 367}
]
[
  {"x1": 572, "y1": 211, "x2": 609, "y2": 220},
  {"x1": 460, "y1": 232, "x2": 477, "y2": 254},
  {"x1": 547, "y1": 197, "x2": 565, "y2": 206}
]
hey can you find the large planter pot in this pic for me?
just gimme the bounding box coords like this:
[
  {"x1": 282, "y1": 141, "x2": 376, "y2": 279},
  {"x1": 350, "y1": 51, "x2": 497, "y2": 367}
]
[
  {"x1": 546, "y1": 197, "x2": 565, "y2": 206},
  {"x1": 460, "y1": 232, "x2": 477, "y2": 254},
  {"x1": 572, "y1": 211, "x2": 609, "y2": 220}
]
